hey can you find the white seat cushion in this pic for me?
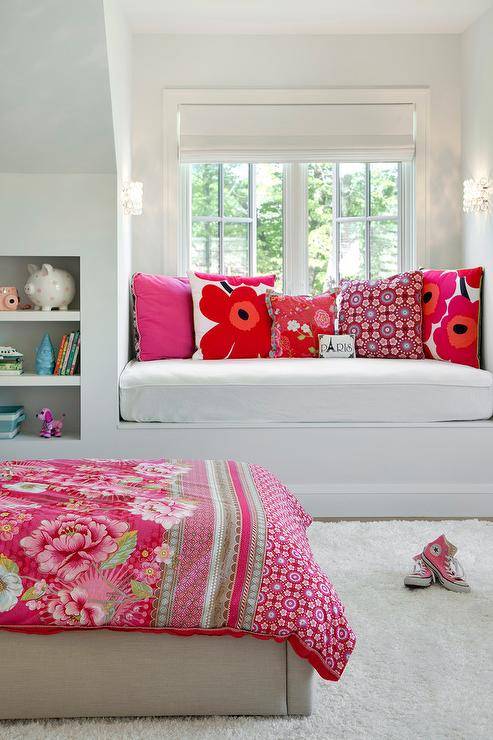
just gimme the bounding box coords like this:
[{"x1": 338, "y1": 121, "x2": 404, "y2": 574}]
[{"x1": 119, "y1": 358, "x2": 493, "y2": 423}]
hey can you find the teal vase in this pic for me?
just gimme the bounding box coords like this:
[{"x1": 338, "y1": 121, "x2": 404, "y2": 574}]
[{"x1": 35, "y1": 333, "x2": 55, "y2": 375}]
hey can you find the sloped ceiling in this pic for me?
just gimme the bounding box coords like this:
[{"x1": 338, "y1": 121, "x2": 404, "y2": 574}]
[{"x1": 0, "y1": 0, "x2": 115, "y2": 173}]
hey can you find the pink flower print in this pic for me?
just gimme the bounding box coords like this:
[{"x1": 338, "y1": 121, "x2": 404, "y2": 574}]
[
  {"x1": 20, "y1": 513, "x2": 128, "y2": 581},
  {"x1": 314, "y1": 309, "x2": 331, "y2": 329},
  {"x1": 14, "y1": 512, "x2": 32, "y2": 524},
  {"x1": 153, "y1": 543, "x2": 174, "y2": 565},
  {"x1": 128, "y1": 497, "x2": 197, "y2": 530},
  {"x1": 0, "y1": 513, "x2": 18, "y2": 541},
  {"x1": 137, "y1": 562, "x2": 161, "y2": 584},
  {"x1": 134, "y1": 461, "x2": 189, "y2": 479},
  {"x1": 47, "y1": 586, "x2": 106, "y2": 626}
]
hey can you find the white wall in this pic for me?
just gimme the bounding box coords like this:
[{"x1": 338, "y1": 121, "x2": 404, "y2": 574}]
[
  {"x1": 103, "y1": 0, "x2": 133, "y2": 373},
  {"x1": 132, "y1": 33, "x2": 462, "y2": 275},
  {"x1": 462, "y1": 7, "x2": 493, "y2": 371},
  {"x1": 0, "y1": 0, "x2": 115, "y2": 173}
]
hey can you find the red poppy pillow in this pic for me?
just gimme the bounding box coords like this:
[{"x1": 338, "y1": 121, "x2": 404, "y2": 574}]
[
  {"x1": 422, "y1": 267, "x2": 483, "y2": 368},
  {"x1": 338, "y1": 271, "x2": 424, "y2": 359},
  {"x1": 265, "y1": 291, "x2": 338, "y2": 358},
  {"x1": 188, "y1": 271, "x2": 276, "y2": 359}
]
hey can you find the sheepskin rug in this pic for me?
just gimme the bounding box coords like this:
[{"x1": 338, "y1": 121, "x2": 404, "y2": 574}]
[{"x1": 1, "y1": 519, "x2": 492, "y2": 740}]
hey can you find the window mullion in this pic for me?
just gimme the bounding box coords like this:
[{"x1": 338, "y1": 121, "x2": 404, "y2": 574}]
[
  {"x1": 365, "y1": 163, "x2": 371, "y2": 280},
  {"x1": 398, "y1": 162, "x2": 403, "y2": 272},
  {"x1": 180, "y1": 164, "x2": 191, "y2": 274},
  {"x1": 219, "y1": 164, "x2": 224, "y2": 273},
  {"x1": 284, "y1": 162, "x2": 308, "y2": 294},
  {"x1": 249, "y1": 164, "x2": 256, "y2": 276},
  {"x1": 334, "y1": 164, "x2": 340, "y2": 286}
]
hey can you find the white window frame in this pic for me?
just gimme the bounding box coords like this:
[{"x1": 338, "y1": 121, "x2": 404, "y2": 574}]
[
  {"x1": 187, "y1": 163, "x2": 257, "y2": 275},
  {"x1": 332, "y1": 161, "x2": 409, "y2": 284},
  {"x1": 163, "y1": 88, "x2": 429, "y2": 284}
]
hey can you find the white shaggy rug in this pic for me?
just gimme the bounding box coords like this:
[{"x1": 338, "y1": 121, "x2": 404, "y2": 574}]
[{"x1": 1, "y1": 519, "x2": 492, "y2": 740}]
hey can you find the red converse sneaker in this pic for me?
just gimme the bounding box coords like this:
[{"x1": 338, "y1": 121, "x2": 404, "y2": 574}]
[
  {"x1": 404, "y1": 554, "x2": 435, "y2": 588},
  {"x1": 422, "y1": 535, "x2": 470, "y2": 593}
]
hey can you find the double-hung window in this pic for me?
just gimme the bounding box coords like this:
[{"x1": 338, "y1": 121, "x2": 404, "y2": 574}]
[{"x1": 189, "y1": 163, "x2": 284, "y2": 286}]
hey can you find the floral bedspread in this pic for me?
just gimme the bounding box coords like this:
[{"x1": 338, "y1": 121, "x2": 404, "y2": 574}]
[{"x1": 0, "y1": 458, "x2": 355, "y2": 680}]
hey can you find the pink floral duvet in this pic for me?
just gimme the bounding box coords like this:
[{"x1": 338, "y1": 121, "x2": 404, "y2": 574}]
[{"x1": 0, "y1": 458, "x2": 355, "y2": 680}]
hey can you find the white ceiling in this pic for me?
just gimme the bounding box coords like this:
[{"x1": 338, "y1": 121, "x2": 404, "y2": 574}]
[{"x1": 120, "y1": 0, "x2": 493, "y2": 35}]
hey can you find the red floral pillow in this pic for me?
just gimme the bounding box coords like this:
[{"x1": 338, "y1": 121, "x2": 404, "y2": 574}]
[
  {"x1": 188, "y1": 271, "x2": 276, "y2": 359},
  {"x1": 338, "y1": 271, "x2": 424, "y2": 359},
  {"x1": 266, "y1": 291, "x2": 338, "y2": 358},
  {"x1": 422, "y1": 268, "x2": 483, "y2": 368}
]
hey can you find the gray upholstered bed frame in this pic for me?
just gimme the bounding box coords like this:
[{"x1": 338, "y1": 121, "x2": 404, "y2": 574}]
[{"x1": 0, "y1": 631, "x2": 314, "y2": 718}]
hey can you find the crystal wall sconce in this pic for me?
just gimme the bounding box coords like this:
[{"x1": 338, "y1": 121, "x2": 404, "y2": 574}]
[
  {"x1": 121, "y1": 181, "x2": 143, "y2": 216},
  {"x1": 463, "y1": 177, "x2": 490, "y2": 214}
]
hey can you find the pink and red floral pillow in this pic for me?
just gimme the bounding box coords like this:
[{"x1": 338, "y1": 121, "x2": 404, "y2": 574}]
[
  {"x1": 188, "y1": 271, "x2": 276, "y2": 359},
  {"x1": 422, "y1": 268, "x2": 483, "y2": 368},
  {"x1": 338, "y1": 271, "x2": 424, "y2": 359},
  {"x1": 266, "y1": 291, "x2": 338, "y2": 358}
]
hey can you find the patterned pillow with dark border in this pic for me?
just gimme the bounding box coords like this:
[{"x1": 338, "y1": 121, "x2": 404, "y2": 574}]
[
  {"x1": 338, "y1": 271, "x2": 424, "y2": 359},
  {"x1": 422, "y1": 267, "x2": 483, "y2": 368}
]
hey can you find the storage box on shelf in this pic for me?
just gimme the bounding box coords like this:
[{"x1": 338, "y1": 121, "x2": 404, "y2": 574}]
[
  {"x1": 0, "y1": 405, "x2": 25, "y2": 439},
  {"x1": 0, "y1": 255, "x2": 81, "y2": 442}
]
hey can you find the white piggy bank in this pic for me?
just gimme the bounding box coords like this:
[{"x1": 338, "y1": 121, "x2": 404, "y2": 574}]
[{"x1": 24, "y1": 264, "x2": 76, "y2": 311}]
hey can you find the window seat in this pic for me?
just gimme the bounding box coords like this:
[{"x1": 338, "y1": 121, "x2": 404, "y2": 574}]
[{"x1": 119, "y1": 358, "x2": 493, "y2": 424}]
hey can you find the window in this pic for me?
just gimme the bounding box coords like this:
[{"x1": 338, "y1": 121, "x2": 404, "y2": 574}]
[
  {"x1": 189, "y1": 163, "x2": 283, "y2": 288},
  {"x1": 307, "y1": 162, "x2": 401, "y2": 294},
  {"x1": 184, "y1": 161, "x2": 409, "y2": 294}
]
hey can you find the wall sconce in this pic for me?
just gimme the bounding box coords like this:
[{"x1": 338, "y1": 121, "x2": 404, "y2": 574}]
[
  {"x1": 121, "y1": 181, "x2": 143, "y2": 215},
  {"x1": 463, "y1": 177, "x2": 490, "y2": 214}
]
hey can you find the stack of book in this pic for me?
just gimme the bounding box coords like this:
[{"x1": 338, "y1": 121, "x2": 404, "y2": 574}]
[
  {"x1": 0, "y1": 346, "x2": 24, "y2": 376},
  {"x1": 54, "y1": 331, "x2": 80, "y2": 376}
]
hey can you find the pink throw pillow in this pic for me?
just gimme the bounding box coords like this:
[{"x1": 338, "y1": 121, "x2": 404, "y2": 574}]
[
  {"x1": 338, "y1": 271, "x2": 424, "y2": 359},
  {"x1": 266, "y1": 291, "x2": 338, "y2": 358},
  {"x1": 422, "y1": 267, "x2": 483, "y2": 368},
  {"x1": 132, "y1": 273, "x2": 195, "y2": 361},
  {"x1": 188, "y1": 271, "x2": 276, "y2": 359}
]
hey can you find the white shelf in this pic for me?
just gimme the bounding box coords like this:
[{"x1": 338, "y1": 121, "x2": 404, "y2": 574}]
[
  {"x1": 8, "y1": 431, "x2": 80, "y2": 442},
  {"x1": 0, "y1": 373, "x2": 80, "y2": 386},
  {"x1": 0, "y1": 311, "x2": 80, "y2": 322}
]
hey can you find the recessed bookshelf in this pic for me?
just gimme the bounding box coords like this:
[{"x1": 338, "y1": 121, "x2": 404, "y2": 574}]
[{"x1": 0, "y1": 255, "x2": 81, "y2": 441}]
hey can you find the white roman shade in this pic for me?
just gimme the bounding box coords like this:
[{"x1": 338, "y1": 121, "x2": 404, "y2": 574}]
[{"x1": 179, "y1": 103, "x2": 415, "y2": 163}]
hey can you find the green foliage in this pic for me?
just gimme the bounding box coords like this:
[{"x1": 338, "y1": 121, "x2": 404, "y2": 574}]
[
  {"x1": 131, "y1": 580, "x2": 153, "y2": 599},
  {"x1": 100, "y1": 530, "x2": 137, "y2": 570},
  {"x1": 0, "y1": 554, "x2": 18, "y2": 574},
  {"x1": 256, "y1": 164, "x2": 283, "y2": 288},
  {"x1": 307, "y1": 163, "x2": 333, "y2": 294}
]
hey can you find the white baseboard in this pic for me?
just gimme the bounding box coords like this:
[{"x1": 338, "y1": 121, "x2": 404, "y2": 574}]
[{"x1": 289, "y1": 483, "x2": 493, "y2": 517}]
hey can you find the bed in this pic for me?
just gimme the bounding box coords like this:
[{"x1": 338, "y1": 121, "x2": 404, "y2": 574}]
[{"x1": 0, "y1": 457, "x2": 354, "y2": 719}]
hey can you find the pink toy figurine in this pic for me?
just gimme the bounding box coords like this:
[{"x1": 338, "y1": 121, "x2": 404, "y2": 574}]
[{"x1": 36, "y1": 408, "x2": 65, "y2": 438}]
